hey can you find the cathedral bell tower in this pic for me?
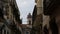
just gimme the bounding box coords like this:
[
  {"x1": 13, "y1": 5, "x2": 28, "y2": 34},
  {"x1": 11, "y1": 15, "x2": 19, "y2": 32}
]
[{"x1": 27, "y1": 13, "x2": 32, "y2": 25}]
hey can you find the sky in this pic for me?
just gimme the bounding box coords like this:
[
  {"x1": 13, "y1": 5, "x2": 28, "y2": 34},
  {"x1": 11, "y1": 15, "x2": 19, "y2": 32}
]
[{"x1": 16, "y1": 0, "x2": 35, "y2": 24}]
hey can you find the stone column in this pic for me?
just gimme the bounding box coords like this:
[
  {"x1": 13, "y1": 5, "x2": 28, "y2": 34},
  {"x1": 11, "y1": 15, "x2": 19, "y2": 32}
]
[
  {"x1": 36, "y1": 0, "x2": 43, "y2": 34},
  {"x1": 37, "y1": 0, "x2": 43, "y2": 15}
]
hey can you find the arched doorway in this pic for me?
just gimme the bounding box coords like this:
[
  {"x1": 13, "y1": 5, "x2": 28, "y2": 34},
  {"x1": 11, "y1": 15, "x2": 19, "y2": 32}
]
[
  {"x1": 43, "y1": 25, "x2": 49, "y2": 34},
  {"x1": 49, "y1": 17, "x2": 58, "y2": 34}
]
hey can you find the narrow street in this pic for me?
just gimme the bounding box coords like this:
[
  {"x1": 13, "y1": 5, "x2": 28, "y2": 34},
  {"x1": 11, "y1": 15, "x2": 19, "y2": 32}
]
[{"x1": 0, "y1": 0, "x2": 60, "y2": 34}]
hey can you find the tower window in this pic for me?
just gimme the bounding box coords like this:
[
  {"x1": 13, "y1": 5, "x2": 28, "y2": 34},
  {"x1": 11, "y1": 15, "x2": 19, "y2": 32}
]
[{"x1": 29, "y1": 21, "x2": 31, "y2": 25}]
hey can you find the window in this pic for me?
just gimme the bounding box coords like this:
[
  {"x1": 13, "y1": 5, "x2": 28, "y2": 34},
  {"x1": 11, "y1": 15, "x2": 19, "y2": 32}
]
[
  {"x1": 10, "y1": 0, "x2": 11, "y2": 2},
  {"x1": 3, "y1": 7, "x2": 8, "y2": 16},
  {"x1": 26, "y1": 32, "x2": 29, "y2": 34},
  {"x1": 29, "y1": 21, "x2": 31, "y2": 25},
  {"x1": 7, "y1": 31, "x2": 9, "y2": 34},
  {"x1": 3, "y1": 7, "x2": 6, "y2": 11}
]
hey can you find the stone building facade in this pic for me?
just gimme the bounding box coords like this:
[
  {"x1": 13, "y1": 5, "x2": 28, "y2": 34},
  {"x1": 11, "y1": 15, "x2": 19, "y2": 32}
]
[
  {"x1": 31, "y1": 0, "x2": 43, "y2": 34},
  {"x1": 31, "y1": 0, "x2": 60, "y2": 34},
  {"x1": 0, "y1": 0, "x2": 22, "y2": 34},
  {"x1": 43, "y1": 0, "x2": 60, "y2": 34}
]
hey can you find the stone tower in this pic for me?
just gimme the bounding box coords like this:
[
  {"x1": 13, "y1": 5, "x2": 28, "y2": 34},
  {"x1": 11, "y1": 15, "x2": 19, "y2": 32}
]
[{"x1": 27, "y1": 13, "x2": 32, "y2": 25}]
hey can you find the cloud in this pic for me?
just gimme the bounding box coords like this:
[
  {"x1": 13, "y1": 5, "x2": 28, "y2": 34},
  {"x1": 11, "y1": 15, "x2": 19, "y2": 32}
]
[{"x1": 20, "y1": 1, "x2": 27, "y2": 7}]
